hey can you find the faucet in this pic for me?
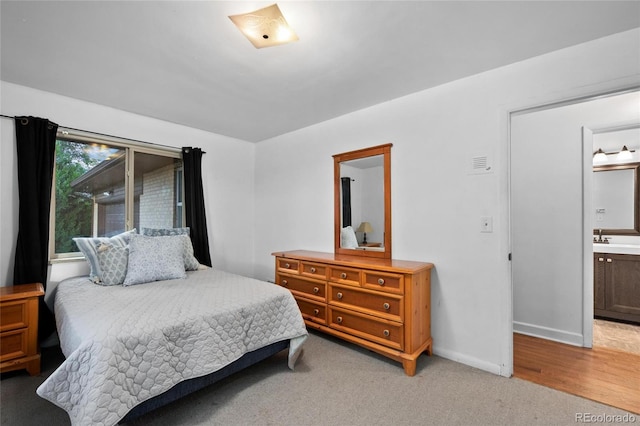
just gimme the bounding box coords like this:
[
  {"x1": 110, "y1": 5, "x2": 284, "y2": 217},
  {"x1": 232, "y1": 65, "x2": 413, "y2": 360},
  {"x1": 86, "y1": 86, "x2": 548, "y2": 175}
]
[{"x1": 594, "y1": 229, "x2": 610, "y2": 244}]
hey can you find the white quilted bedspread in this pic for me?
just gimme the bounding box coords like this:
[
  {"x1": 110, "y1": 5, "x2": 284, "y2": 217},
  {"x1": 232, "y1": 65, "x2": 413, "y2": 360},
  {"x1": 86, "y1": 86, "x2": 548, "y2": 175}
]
[{"x1": 36, "y1": 269, "x2": 308, "y2": 426}]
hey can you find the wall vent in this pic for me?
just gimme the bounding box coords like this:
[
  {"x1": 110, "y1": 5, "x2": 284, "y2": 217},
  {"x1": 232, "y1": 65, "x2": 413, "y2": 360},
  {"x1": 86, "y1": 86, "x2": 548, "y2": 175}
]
[{"x1": 469, "y1": 155, "x2": 493, "y2": 175}]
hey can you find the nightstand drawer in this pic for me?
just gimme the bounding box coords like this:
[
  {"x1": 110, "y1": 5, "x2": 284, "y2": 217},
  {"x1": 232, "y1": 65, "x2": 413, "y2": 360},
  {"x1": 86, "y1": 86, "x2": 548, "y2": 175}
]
[
  {"x1": 0, "y1": 300, "x2": 28, "y2": 332},
  {"x1": 278, "y1": 275, "x2": 326, "y2": 301},
  {"x1": 295, "y1": 297, "x2": 326, "y2": 325},
  {"x1": 329, "y1": 307, "x2": 403, "y2": 350},
  {"x1": 329, "y1": 284, "x2": 402, "y2": 322},
  {"x1": 0, "y1": 328, "x2": 28, "y2": 362}
]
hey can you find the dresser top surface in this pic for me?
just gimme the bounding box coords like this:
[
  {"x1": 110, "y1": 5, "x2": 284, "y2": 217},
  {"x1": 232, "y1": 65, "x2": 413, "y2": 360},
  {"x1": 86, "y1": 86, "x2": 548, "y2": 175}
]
[
  {"x1": 0, "y1": 283, "x2": 44, "y2": 301},
  {"x1": 272, "y1": 250, "x2": 433, "y2": 273}
]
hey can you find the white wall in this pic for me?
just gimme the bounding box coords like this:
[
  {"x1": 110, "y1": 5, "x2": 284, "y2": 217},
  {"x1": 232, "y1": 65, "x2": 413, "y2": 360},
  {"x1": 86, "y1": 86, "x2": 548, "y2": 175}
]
[
  {"x1": 254, "y1": 29, "x2": 640, "y2": 376},
  {"x1": 1, "y1": 28, "x2": 638, "y2": 378},
  {"x1": 511, "y1": 91, "x2": 640, "y2": 346},
  {"x1": 0, "y1": 82, "x2": 256, "y2": 305}
]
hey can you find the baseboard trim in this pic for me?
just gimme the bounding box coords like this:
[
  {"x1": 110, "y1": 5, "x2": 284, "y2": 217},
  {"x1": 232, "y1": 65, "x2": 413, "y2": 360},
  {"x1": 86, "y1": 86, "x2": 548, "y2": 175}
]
[
  {"x1": 513, "y1": 321, "x2": 584, "y2": 347},
  {"x1": 433, "y1": 347, "x2": 504, "y2": 377}
]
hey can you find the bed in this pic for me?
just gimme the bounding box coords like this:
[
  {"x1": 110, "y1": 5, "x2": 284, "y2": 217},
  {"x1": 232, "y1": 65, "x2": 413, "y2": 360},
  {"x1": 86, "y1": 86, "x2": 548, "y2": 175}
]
[{"x1": 36, "y1": 268, "x2": 308, "y2": 426}]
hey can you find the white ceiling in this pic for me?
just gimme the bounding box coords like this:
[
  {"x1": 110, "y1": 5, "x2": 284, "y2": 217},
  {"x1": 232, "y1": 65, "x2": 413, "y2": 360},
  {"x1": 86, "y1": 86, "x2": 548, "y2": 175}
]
[{"x1": 2, "y1": 1, "x2": 639, "y2": 142}]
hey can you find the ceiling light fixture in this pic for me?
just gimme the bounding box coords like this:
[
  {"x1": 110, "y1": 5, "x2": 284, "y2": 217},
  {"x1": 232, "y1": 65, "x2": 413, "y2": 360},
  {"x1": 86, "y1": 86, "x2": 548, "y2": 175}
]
[{"x1": 229, "y1": 3, "x2": 298, "y2": 49}]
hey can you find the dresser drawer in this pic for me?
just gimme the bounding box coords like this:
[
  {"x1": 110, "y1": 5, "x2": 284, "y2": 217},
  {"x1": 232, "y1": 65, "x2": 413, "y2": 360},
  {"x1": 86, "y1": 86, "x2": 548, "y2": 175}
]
[
  {"x1": 0, "y1": 300, "x2": 28, "y2": 332},
  {"x1": 329, "y1": 307, "x2": 403, "y2": 350},
  {"x1": 276, "y1": 258, "x2": 299, "y2": 274},
  {"x1": 295, "y1": 297, "x2": 326, "y2": 325},
  {"x1": 363, "y1": 271, "x2": 404, "y2": 294},
  {"x1": 329, "y1": 266, "x2": 361, "y2": 287},
  {"x1": 0, "y1": 328, "x2": 28, "y2": 362},
  {"x1": 329, "y1": 284, "x2": 403, "y2": 322},
  {"x1": 301, "y1": 262, "x2": 328, "y2": 280},
  {"x1": 278, "y1": 275, "x2": 326, "y2": 301}
]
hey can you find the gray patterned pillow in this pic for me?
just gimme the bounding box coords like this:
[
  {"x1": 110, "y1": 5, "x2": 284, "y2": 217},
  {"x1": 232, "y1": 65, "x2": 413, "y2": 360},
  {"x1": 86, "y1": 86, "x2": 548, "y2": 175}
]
[
  {"x1": 123, "y1": 234, "x2": 186, "y2": 286},
  {"x1": 73, "y1": 229, "x2": 137, "y2": 283},
  {"x1": 96, "y1": 243, "x2": 129, "y2": 286},
  {"x1": 141, "y1": 227, "x2": 190, "y2": 237},
  {"x1": 176, "y1": 234, "x2": 200, "y2": 271},
  {"x1": 140, "y1": 228, "x2": 200, "y2": 270}
]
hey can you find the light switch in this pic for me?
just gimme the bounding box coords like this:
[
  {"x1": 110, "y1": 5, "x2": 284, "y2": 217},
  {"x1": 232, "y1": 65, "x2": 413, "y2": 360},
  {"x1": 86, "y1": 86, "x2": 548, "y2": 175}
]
[{"x1": 480, "y1": 216, "x2": 493, "y2": 233}]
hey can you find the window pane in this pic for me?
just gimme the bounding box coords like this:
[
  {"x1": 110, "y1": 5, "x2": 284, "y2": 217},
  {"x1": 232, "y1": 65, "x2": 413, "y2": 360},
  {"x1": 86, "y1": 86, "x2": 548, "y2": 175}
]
[
  {"x1": 134, "y1": 152, "x2": 183, "y2": 231},
  {"x1": 54, "y1": 140, "x2": 125, "y2": 253}
]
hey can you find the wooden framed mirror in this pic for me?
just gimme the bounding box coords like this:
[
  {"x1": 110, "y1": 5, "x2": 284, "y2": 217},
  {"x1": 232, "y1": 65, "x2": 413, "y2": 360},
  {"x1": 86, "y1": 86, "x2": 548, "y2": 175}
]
[
  {"x1": 334, "y1": 143, "x2": 392, "y2": 259},
  {"x1": 593, "y1": 162, "x2": 640, "y2": 235}
]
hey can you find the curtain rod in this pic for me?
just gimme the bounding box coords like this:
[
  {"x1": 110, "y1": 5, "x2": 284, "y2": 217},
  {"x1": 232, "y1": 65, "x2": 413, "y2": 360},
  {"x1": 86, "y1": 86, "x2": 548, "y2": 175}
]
[{"x1": 0, "y1": 114, "x2": 205, "y2": 154}]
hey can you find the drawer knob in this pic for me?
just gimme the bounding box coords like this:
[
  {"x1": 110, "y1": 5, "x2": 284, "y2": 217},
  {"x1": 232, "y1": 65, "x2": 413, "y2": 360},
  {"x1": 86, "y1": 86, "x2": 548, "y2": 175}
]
[
  {"x1": 282, "y1": 279, "x2": 288, "y2": 286},
  {"x1": 377, "y1": 278, "x2": 385, "y2": 286},
  {"x1": 337, "y1": 292, "x2": 343, "y2": 299},
  {"x1": 313, "y1": 287, "x2": 320, "y2": 294},
  {"x1": 336, "y1": 316, "x2": 343, "y2": 324},
  {"x1": 606, "y1": 258, "x2": 613, "y2": 263},
  {"x1": 341, "y1": 272, "x2": 347, "y2": 279},
  {"x1": 598, "y1": 257, "x2": 604, "y2": 262},
  {"x1": 383, "y1": 302, "x2": 390, "y2": 310},
  {"x1": 285, "y1": 263, "x2": 291, "y2": 269},
  {"x1": 383, "y1": 329, "x2": 390, "y2": 337},
  {"x1": 313, "y1": 308, "x2": 320, "y2": 315},
  {"x1": 310, "y1": 267, "x2": 316, "y2": 273}
]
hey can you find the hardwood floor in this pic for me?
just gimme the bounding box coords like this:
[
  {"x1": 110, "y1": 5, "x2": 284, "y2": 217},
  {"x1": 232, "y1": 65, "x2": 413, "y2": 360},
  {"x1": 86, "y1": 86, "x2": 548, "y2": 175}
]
[{"x1": 513, "y1": 333, "x2": 640, "y2": 414}]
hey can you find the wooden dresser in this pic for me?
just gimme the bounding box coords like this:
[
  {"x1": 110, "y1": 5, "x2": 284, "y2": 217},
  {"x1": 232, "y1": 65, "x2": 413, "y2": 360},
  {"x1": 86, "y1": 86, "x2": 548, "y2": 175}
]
[
  {"x1": 0, "y1": 283, "x2": 44, "y2": 375},
  {"x1": 273, "y1": 250, "x2": 433, "y2": 376}
]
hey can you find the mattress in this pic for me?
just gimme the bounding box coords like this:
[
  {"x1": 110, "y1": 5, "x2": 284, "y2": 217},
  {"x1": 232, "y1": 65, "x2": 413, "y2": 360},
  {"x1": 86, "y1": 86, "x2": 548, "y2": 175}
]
[{"x1": 36, "y1": 268, "x2": 308, "y2": 426}]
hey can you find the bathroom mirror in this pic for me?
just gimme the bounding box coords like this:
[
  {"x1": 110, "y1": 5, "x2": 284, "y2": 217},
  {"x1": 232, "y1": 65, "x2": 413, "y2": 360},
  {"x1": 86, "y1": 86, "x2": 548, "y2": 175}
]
[
  {"x1": 593, "y1": 163, "x2": 640, "y2": 235},
  {"x1": 334, "y1": 143, "x2": 391, "y2": 259}
]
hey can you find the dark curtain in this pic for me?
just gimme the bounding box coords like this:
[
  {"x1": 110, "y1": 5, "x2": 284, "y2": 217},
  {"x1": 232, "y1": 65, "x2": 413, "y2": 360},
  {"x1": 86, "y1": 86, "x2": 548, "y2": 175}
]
[
  {"x1": 182, "y1": 147, "x2": 212, "y2": 267},
  {"x1": 13, "y1": 116, "x2": 58, "y2": 342},
  {"x1": 341, "y1": 177, "x2": 352, "y2": 227}
]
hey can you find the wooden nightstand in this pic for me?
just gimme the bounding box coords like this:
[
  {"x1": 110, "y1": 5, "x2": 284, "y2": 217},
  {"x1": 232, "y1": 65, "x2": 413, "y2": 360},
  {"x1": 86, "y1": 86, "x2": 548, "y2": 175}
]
[{"x1": 1, "y1": 283, "x2": 44, "y2": 375}]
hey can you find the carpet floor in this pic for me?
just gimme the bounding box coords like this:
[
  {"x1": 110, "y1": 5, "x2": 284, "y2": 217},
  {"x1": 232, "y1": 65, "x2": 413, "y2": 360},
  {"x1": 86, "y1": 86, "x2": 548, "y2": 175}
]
[{"x1": 1, "y1": 330, "x2": 635, "y2": 426}]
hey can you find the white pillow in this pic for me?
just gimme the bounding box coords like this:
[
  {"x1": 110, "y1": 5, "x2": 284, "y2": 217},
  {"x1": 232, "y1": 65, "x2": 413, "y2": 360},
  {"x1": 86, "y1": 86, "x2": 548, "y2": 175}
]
[
  {"x1": 123, "y1": 234, "x2": 186, "y2": 286},
  {"x1": 340, "y1": 226, "x2": 359, "y2": 249}
]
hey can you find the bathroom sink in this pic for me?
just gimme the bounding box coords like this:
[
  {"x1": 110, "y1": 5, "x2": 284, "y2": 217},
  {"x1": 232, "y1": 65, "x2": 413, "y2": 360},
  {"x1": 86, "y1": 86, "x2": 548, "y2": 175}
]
[{"x1": 593, "y1": 243, "x2": 640, "y2": 255}]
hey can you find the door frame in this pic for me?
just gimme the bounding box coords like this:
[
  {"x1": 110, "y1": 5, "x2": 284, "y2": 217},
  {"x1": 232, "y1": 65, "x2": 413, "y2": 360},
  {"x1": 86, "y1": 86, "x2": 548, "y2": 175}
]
[
  {"x1": 508, "y1": 86, "x2": 640, "y2": 358},
  {"x1": 582, "y1": 121, "x2": 640, "y2": 347}
]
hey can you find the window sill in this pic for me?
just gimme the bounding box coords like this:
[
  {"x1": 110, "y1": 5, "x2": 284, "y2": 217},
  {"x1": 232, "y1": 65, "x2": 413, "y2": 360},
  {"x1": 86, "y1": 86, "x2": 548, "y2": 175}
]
[{"x1": 49, "y1": 255, "x2": 85, "y2": 265}]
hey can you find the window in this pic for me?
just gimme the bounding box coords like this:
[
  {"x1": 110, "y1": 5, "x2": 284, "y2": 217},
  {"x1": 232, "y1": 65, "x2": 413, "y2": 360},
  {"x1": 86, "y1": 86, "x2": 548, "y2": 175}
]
[{"x1": 51, "y1": 131, "x2": 183, "y2": 259}]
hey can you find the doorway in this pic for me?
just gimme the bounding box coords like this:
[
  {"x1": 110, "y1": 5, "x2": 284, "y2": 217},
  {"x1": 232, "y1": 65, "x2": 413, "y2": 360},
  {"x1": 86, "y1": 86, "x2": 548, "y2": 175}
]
[
  {"x1": 510, "y1": 88, "x2": 640, "y2": 412},
  {"x1": 511, "y1": 88, "x2": 640, "y2": 349}
]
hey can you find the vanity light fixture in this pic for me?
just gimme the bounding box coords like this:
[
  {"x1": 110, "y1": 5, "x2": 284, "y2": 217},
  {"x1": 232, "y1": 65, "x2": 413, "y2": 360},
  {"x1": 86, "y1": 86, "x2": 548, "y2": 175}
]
[
  {"x1": 228, "y1": 3, "x2": 298, "y2": 49},
  {"x1": 357, "y1": 222, "x2": 373, "y2": 244},
  {"x1": 617, "y1": 145, "x2": 633, "y2": 161},
  {"x1": 593, "y1": 146, "x2": 636, "y2": 163},
  {"x1": 593, "y1": 148, "x2": 608, "y2": 163}
]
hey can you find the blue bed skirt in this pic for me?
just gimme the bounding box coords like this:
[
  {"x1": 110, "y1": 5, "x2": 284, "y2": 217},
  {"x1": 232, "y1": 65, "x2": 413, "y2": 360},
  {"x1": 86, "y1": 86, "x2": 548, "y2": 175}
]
[{"x1": 120, "y1": 339, "x2": 290, "y2": 423}]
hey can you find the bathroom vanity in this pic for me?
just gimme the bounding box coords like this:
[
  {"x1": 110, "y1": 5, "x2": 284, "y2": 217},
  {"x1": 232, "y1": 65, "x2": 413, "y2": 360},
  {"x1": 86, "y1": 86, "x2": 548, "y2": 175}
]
[{"x1": 594, "y1": 245, "x2": 640, "y2": 325}]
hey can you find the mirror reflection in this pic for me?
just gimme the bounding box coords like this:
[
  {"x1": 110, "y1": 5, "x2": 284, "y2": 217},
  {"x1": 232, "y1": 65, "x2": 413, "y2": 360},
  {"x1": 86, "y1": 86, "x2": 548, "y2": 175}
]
[
  {"x1": 339, "y1": 155, "x2": 385, "y2": 252},
  {"x1": 592, "y1": 163, "x2": 640, "y2": 235},
  {"x1": 334, "y1": 143, "x2": 391, "y2": 259}
]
